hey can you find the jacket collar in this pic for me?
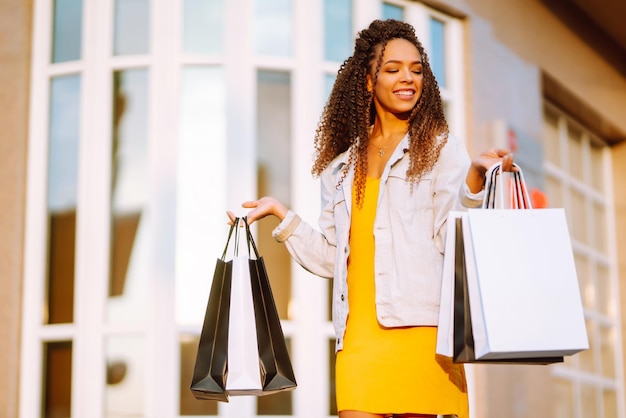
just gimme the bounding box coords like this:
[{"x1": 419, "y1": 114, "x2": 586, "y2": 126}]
[{"x1": 332, "y1": 133, "x2": 410, "y2": 214}]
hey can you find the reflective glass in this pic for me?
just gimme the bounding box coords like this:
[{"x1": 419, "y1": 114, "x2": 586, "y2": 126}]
[
  {"x1": 553, "y1": 377, "x2": 574, "y2": 418},
  {"x1": 47, "y1": 75, "x2": 81, "y2": 324},
  {"x1": 581, "y1": 383, "x2": 599, "y2": 417},
  {"x1": 43, "y1": 341, "x2": 73, "y2": 418},
  {"x1": 255, "y1": 0, "x2": 292, "y2": 56},
  {"x1": 183, "y1": 0, "x2": 224, "y2": 53},
  {"x1": 578, "y1": 319, "x2": 596, "y2": 373},
  {"x1": 176, "y1": 66, "x2": 226, "y2": 327},
  {"x1": 600, "y1": 325, "x2": 616, "y2": 378},
  {"x1": 257, "y1": 70, "x2": 292, "y2": 320},
  {"x1": 590, "y1": 141, "x2": 604, "y2": 192},
  {"x1": 52, "y1": 0, "x2": 83, "y2": 62},
  {"x1": 324, "y1": 0, "x2": 352, "y2": 62},
  {"x1": 108, "y1": 69, "x2": 150, "y2": 323},
  {"x1": 429, "y1": 17, "x2": 446, "y2": 88},
  {"x1": 570, "y1": 188, "x2": 588, "y2": 244},
  {"x1": 542, "y1": 106, "x2": 561, "y2": 166},
  {"x1": 105, "y1": 336, "x2": 145, "y2": 416},
  {"x1": 603, "y1": 389, "x2": 618, "y2": 418},
  {"x1": 593, "y1": 201, "x2": 607, "y2": 253},
  {"x1": 596, "y1": 263, "x2": 613, "y2": 317},
  {"x1": 567, "y1": 124, "x2": 584, "y2": 182},
  {"x1": 546, "y1": 175, "x2": 563, "y2": 208},
  {"x1": 324, "y1": 73, "x2": 336, "y2": 103},
  {"x1": 382, "y1": 3, "x2": 403, "y2": 20},
  {"x1": 114, "y1": 0, "x2": 150, "y2": 55},
  {"x1": 180, "y1": 335, "x2": 218, "y2": 415}
]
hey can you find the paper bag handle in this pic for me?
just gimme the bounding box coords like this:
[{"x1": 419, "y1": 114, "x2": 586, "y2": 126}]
[
  {"x1": 220, "y1": 217, "x2": 261, "y2": 261},
  {"x1": 482, "y1": 162, "x2": 532, "y2": 209}
]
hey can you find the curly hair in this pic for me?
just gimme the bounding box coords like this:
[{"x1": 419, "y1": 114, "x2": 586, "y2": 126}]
[{"x1": 311, "y1": 19, "x2": 449, "y2": 206}]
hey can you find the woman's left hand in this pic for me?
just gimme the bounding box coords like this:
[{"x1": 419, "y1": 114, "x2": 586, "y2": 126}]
[{"x1": 466, "y1": 148, "x2": 515, "y2": 193}]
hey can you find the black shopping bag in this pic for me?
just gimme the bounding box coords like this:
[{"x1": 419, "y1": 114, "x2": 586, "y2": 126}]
[
  {"x1": 190, "y1": 218, "x2": 297, "y2": 402},
  {"x1": 190, "y1": 222, "x2": 235, "y2": 402},
  {"x1": 245, "y1": 220, "x2": 297, "y2": 394}
]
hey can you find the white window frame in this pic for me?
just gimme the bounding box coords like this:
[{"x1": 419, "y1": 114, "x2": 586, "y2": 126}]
[
  {"x1": 545, "y1": 101, "x2": 625, "y2": 418},
  {"x1": 21, "y1": 1, "x2": 467, "y2": 417}
]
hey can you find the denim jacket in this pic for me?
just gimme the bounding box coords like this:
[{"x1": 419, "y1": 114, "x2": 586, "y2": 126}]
[{"x1": 272, "y1": 134, "x2": 483, "y2": 351}]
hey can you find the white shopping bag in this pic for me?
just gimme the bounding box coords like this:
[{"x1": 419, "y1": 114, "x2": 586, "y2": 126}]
[
  {"x1": 464, "y1": 207, "x2": 588, "y2": 360},
  {"x1": 437, "y1": 163, "x2": 588, "y2": 362},
  {"x1": 225, "y1": 257, "x2": 263, "y2": 395}
]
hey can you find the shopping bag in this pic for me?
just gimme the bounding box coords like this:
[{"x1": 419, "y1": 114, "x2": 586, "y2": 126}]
[
  {"x1": 190, "y1": 217, "x2": 297, "y2": 401},
  {"x1": 244, "y1": 221, "x2": 298, "y2": 394},
  {"x1": 189, "y1": 222, "x2": 235, "y2": 401},
  {"x1": 437, "y1": 163, "x2": 588, "y2": 363},
  {"x1": 435, "y1": 211, "x2": 463, "y2": 358}
]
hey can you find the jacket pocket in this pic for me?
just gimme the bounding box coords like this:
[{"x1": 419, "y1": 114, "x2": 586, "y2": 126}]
[{"x1": 387, "y1": 174, "x2": 432, "y2": 212}]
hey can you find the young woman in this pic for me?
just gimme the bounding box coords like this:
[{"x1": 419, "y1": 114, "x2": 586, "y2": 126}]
[{"x1": 230, "y1": 19, "x2": 513, "y2": 418}]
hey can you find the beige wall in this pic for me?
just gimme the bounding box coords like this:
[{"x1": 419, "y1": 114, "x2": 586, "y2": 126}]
[
  {"x1": 0, "y1": 0, "x2": 32, "y2": 416},
  {"x1": 614, "y1": 141, "x2": 626, "y2": 411},
  {"x1": 464, "y1": 0, "x2": 626, "y2": 142}
]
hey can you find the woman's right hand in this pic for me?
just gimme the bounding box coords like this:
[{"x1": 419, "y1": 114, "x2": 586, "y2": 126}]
[{"x1": 226, "y1": 196, "x2": 288, "y2": 225}]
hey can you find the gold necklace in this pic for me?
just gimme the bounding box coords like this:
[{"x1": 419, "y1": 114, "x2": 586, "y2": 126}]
[{"x1": 371, "y1": 135, "x2": 401, "y2": 157}]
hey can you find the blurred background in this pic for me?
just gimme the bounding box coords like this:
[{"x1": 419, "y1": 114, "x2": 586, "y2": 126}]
[{"x1": 1, "y1": 0, "x2": 626, "y2": 417}]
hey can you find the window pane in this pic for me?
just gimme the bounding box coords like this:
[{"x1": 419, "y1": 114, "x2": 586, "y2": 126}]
[
  {"x1": 382, "y1": 3, "x2": 404, "y2": 20},
  {"x1": 114, "y1": 0, "x2": 150, "y2": 55},
  {"x1": 324, "y1": 0, "x2": 352, "y2": 62},
  {"x1": 542, "y1": 106, "x2": 561, "y2": 166},
  {"x1": 109, "y1": 69, "x2": 150, "y2": 322},
  {"x1": 579, "y1": 319, "x2": 596, "y2": 373},
  {"x1": 324, "y1": 73, "x2": 336, "y2": 102},
  {"x1": 596, "y1": 263, "x2": 613, "y2": 317},
  {"x1": 567, "y1": 124, "x2": 584, "y2": 181},
  {"x1": 553, "y1": 377, "x2": 574, "y2": 418},
  {"x1": 52, "y1": 0, "x2": 83, "y2": 62},
  {"x1": 429, "y1": 17, "x2": 446, "y2": 88},
  {"x1": 604, "y1": 389, "x2": 618, "y2": 418},
  {"x1": 43, "y1": 341, "x2": 73, "y2": 418},
  {"x1": 590, "y1": 141, "x2": 604, "y2": 192},
  {"x1": 593, "y1": 200, "x2": 607, "y2": 254},
  {"x1": 257, "y1": 337, "x2": 293, "y2": 415},
  {"x1": 183, "y1": 0, "x2": 224, "y2": 53},
  {"x1": 105, "y1": 336, "x2": 145, "y2": 416},
  {"x1": 47, "y1": 75, "x2": 81, "y2": 324},
  {"x1": 600, "y1": 325, "x2": 616, "y2": 378},
  {"x1": 255, "y1": 0, "x2": 292, "y2": 56},
  {"x1": 180, "y1": 335, "x2": 218, "y2": 415},
  {"x1": 570, "y1": 188, "x2": 588, "y2": 244},
  {"x1": 581, "y1": 383, "x2": 599, "y2": 417},
  {"x1": 257, "y1": 70, "x2": 292, "y2": 320},
  {"x1": 176, "y1": 66, "x2": 226, "y2": 326},
  {"x1": 546, "y1": 175, "x2": 563, "y2": 208}
]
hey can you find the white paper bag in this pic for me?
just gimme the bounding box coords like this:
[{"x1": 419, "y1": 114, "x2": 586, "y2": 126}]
[
  {"x1": 225, "y1": 256, "x2": 263, "y2": 395},
  {"x1": 464, "y1": 207, "x2": 588, "y2": 360},
  {"x1": 436, "y1": 211, "x2": 464, "y2": 357}
]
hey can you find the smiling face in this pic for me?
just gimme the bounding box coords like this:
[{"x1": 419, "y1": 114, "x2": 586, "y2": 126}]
[{"x1": 367, "y1": 38, "x2": 423, "y2": 120}]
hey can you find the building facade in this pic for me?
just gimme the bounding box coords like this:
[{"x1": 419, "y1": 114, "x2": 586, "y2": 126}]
[{"x1": 1, "y1": 0, "x2": 626, "y2": 417}]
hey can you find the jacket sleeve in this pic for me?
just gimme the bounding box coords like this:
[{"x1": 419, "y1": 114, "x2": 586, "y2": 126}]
[
  {"x1": 271, "y1": 167, "x2": 337, "y2": 279},
  {"x1": 432, "y1": 135, "x2": 484, "y2": 253}
]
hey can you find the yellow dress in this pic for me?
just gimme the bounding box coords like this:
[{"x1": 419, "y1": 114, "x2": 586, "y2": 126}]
[{"x1": 335, "y1": 176, "x2": 469, "y2": 417}]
